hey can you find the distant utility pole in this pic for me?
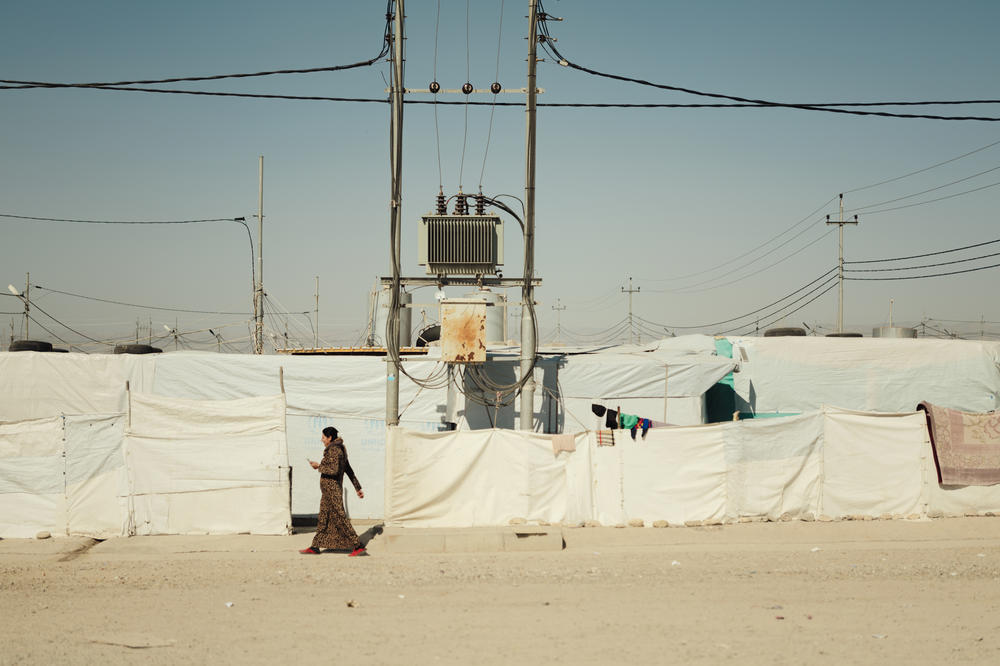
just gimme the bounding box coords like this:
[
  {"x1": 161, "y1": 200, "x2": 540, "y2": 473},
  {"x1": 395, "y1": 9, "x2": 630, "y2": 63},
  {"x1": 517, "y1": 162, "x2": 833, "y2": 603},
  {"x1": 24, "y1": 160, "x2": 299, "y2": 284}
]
[
  {"x1": 826, "y1": 194, "x2": 858, "y2": 334},
  {"x1": 622, "y1": 276, "x2": 640, "y2": 344},
  {"x1": 254, "y1": 155, "x2": 265, "y2": 354},
  {"x1": 314, "y1": 275, "x2": 320, "y2": 349},
  {"x1": 552, "y1": 298, "x2": 566, "y2": 344},
  {"x1": 23, "y1": 273, "x2": 29, "y2": 339}
]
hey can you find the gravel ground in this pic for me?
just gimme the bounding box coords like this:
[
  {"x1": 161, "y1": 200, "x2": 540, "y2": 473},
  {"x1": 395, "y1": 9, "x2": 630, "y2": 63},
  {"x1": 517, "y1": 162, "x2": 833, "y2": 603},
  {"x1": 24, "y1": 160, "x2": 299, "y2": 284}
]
[{"x1": 2, "y1": 518, "x2": 1000, "y2": 665}]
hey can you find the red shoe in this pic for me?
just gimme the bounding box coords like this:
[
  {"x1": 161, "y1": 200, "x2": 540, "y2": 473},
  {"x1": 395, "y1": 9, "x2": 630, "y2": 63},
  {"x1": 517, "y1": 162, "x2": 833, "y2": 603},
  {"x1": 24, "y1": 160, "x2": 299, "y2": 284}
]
[
  {"x1": 348, "y1": 547, "x2": 368, "y2": 557},
  {"x1": 299, "y1": 547, "x2": 320, "y2": 555}
]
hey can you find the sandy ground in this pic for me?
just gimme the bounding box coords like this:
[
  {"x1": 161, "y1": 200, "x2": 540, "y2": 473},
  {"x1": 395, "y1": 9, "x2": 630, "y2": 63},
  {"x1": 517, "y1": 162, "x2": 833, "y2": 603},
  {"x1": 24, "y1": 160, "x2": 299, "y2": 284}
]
[{"x1": 2, "y1": 518, "x2": 1000, "y2": 665}]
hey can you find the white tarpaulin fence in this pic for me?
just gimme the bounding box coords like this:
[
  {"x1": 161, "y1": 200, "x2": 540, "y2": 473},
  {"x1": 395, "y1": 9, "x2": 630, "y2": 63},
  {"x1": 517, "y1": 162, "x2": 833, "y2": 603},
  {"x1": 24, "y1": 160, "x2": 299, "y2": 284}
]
[
  {"x1": 0, "y1": 393, "x2": 290, "y2": 538},
  {"x1": 386, "y1": 407, "x2": 1000, "y2": 527}
]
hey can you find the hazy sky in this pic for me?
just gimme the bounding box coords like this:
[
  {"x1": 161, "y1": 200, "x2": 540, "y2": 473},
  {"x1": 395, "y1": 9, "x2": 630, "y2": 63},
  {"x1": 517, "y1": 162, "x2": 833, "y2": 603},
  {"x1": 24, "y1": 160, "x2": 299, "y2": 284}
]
[{"x1": 2, "y1": 0, "x2": 999, "y2": 350}]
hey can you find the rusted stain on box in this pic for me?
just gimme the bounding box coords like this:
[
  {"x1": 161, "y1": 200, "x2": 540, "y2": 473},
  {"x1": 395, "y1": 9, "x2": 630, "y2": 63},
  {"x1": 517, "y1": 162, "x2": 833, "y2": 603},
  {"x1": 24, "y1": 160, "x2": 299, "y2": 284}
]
[{"x1": 441, "y1": 299, "x2": 487, "y2": 363}]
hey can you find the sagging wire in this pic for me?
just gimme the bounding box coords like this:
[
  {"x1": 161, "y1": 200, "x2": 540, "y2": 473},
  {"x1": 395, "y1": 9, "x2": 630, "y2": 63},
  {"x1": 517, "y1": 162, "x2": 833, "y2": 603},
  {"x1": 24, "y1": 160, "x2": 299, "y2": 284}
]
[
  {"x1": 478, "y1": 0, "x2": 505, "y2": 188},
  {"x1": 458, "y1": 0, "x2": 472, "y2": 191},
  {"x1": 433, "y1": 0, "x2": 444, "y2": 191}
]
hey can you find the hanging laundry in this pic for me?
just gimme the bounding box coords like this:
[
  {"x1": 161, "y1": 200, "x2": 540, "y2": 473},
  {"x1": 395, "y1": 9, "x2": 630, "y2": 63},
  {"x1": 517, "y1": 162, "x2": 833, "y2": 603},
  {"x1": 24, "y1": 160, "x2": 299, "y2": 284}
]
[
  {"x1": 551, "y1": 433, "x2": 577, "y2": 454},
  {"x1": 620, "y1": 413, "x2": 640, "y2": 430},
  {"x1": 596, "y1": 430, "x2": 615, "y2": 447},
  {"x1": 631, "y1": 417, "x2": 652, "y2": 440},
  {"x1": 605, "y1": 409, "x2": 619, "y2": 430},
  {"x1": 591, "y1": 404, "x2": 607, "y2": 418}
]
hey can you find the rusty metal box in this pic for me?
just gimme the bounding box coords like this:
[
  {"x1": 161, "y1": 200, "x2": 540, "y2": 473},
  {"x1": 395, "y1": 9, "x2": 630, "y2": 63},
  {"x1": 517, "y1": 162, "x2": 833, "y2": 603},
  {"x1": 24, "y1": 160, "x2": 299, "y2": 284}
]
[{"x1": 441, "y1": 298, "x2": 487, "y2": 363}]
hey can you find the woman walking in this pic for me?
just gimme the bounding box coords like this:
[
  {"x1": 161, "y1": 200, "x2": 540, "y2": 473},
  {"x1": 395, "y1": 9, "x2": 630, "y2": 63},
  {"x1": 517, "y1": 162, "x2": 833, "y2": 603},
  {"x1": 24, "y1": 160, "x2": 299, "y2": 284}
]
[{"x1": 300, "y1": 426, "x2": 367, "y2": 556}]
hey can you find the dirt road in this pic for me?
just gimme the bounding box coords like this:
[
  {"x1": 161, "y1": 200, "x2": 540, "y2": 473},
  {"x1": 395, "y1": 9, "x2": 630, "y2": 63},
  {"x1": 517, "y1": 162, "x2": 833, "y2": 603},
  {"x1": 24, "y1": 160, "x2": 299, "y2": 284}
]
[{"x1": 2, "y1": 518, "x2": 1000, "y2": 665}]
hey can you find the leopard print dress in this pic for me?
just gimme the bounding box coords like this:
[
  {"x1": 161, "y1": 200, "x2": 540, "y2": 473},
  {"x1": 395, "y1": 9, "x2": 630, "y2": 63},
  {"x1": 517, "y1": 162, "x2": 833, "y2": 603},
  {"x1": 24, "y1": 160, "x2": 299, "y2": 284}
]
[{"x1": 310, "y1": 439, "x2": 363, "y2": 551}]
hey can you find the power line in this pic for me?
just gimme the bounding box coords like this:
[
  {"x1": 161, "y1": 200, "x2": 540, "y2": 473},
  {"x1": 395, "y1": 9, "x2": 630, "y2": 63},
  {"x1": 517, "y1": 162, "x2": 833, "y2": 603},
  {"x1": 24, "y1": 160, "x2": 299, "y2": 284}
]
[
  {"x1": 846, "y1": 165, "x2": 1000, "y2": 213},
  {"x1": 1, "y1": 3, "x2": 392, "y2": 89},
  {"x1": 848, "y1": 237, "x2": 1000, "y2": 264},
  {"x1": 847, "y1": 250, "x2": 1000, "y2": 273},
  {"x1": 24, "y1": 314, "x2": 69, "y2": 344},
  {"x1": 0, "y1": 213, "x2": 240, "y2": 224},
  {"x1": 844, "y1": 137, "x2": 1000, "y2": 193},
  {"x1": 34, "y1": 286, "x2": 252, "y2": 315},
  {"x1": 640, "y1": 196, "x2": 838, "y2": 284},
  {"x1": 4, "y1": 213, "x2": 257, "y2": 304},
  {"x1": 846, "y1": 179, "x2": 1000, "y2": 215},
  {"x1": 8, "y1": 80, "x2": 1000, "y2": 113},
  {"x1": 29, "y1": 301, "x2": 108, "y2": 344},
  {"x1": 534, "y1": 2, "x2": 1000, "y2": 122},
  {"x1": 846, "y1": 261, "x2": 1000, "y2": 281},
  {"x1": 729, "y1": 281, "x2": 839, "y2": 336},
  {"x1": 655, "y1": 220, "x2": 833, "y2": 294},
  {"x1": 0, "y1": 83, "x2": 390, "y2": 103},
  {"x1": 479, "y1": 0, "x2": 505, "y2": 189},
  {"x1": 639, "y1": 268, "x2": 838, "y2": 330}
]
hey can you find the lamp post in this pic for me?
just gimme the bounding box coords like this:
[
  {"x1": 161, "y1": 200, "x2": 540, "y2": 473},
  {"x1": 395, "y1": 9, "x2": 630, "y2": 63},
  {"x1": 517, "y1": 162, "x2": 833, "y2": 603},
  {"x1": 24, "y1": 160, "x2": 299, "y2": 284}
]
[{"x1": 7, "y1": 274, "x2": 29, "y2": 339}]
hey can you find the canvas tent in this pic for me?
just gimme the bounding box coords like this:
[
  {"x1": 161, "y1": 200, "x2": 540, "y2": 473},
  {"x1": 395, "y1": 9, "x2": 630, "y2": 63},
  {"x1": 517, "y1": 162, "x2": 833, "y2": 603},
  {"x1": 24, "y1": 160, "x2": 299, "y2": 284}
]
[
  {"x1": 0, "y1": 388, "x2": 290, "y2": 538},
  {"x1": 385, "y1": 406, "x2": 1000, "y2": 528}
]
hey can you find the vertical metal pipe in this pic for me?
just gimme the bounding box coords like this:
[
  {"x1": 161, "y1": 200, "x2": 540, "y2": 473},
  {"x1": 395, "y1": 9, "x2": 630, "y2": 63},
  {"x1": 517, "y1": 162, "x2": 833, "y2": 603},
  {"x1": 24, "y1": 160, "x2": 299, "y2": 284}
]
[
  {"x1": 386, "y1": 0, "x2": 405, "y2": 426},
  {"x1": 255, "y1": 155, "x2": 264, "y2": 353},
  {"x1": 314, "y1": 275, "x2": 320, "y2": 348},
  {"x1": 519, "y1": 0, "x2": 539, "y2": 431},
  {"x1": 24, "y1": 272, "x2": 29, "y2": 339}
]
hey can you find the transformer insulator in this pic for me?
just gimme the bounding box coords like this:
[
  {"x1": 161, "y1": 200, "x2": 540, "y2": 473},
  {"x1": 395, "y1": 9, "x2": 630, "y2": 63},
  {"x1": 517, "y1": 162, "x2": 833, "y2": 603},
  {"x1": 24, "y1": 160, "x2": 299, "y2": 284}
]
[
  {"x1": 475, "y1": 192, "x2": 486, "y2": 216},
  {"x1": 429, "y1": 81, "x2": 441, "y2": 94},
  {"x1": 436, "y1": 191, "x2": 447, "y2": 215},
  {"x1": 454, "y1": 193, "x2": 467, "y2": 215},
  {"x1": 490, "y1": 82, "x2": 502, "y2": 94},
  {"x1": 462, "y1": 82, "x2": 474, "y2": 95}
]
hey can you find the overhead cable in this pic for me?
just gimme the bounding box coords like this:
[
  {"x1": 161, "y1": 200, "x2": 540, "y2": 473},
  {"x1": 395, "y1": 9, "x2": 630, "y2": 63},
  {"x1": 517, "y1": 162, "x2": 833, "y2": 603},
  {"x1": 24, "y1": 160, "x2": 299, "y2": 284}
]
[
  {"x1": 29, "y1": 301, "x2": 108, "y2": 344},
  {"x1": 24, "y1": 314, "x2": 69, "y2": 344},
  {"x1": 845, "y1": 262, "x2": 1000, "y2": 281},
  {"x1": 846, "y1": 250, "x2": 1000, "y2": 273},
  {"x1": 847, "y1": 180, "x2": 1000, "y2": 215},
  {"x1": 729, "y1": 281, "x2": 839, "y2": 336},
  {"x1": 845, "y1": 137, "x2": 1000, "y2": 193},
  {"x1": 642, "y1": 196, "x2": 838, "y2": 284},
  {"x1": 719, "y1": 276, "x2": 839, "y2": 335},
  {"x1": 637, "y1": 267, "x2": 838, "y2": 330},
  {"x1": 2, "y1": 213, "x2": 257, "y2": 305},
  {"x1": 847, "y1": 237, "x2": 1000, "y2": 265},
  {"x1": 1, "y1": 2, "x2": 392, "y2": 90},
  {"x1": 655, "y1": 221, "x2": 833, "y2": 294},
  {"x1": 34, "y1": 286, "x2": 252, "y2": 315},
  {"x1": 479, "y1": 0, "x2": 506, "y2": 188},
  {"x1": 533, "y1": 1, "x2": 1000, "y2": 122},
  {"x1": 846, "y1": 165, "x2": 1000, "y2": 213},
  {"x1": 0, "y1": 213, "x2": 241, "y2": 224}
]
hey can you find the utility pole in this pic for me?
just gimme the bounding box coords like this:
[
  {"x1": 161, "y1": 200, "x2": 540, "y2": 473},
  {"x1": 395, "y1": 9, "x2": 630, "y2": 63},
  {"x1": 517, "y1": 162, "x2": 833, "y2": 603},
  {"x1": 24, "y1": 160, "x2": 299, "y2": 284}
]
[
  {"x1": 826, "y1": 193, "x2": 858, "y2": 334},
  {"x1": 314, "y1": 275, "x2": 320, "y2": 348},
  {"x1": 552, "y1": 298, "x2": 566, "y2": 344},
  {"x1": 385, "y1": 0, "x2": 405, "y2": 426},
  {"x1": 24, "y1": 273, "x2": 30, "y2": 339},
  {"x1": 254, "y1": 155, "x2": 264, "y2": 354},
  {"x1": 622, "y1": 276, "x2": 640, "y2": 344},
  {"x1": 519, "y1": 0, "x2": 539, "y2": 431}
]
